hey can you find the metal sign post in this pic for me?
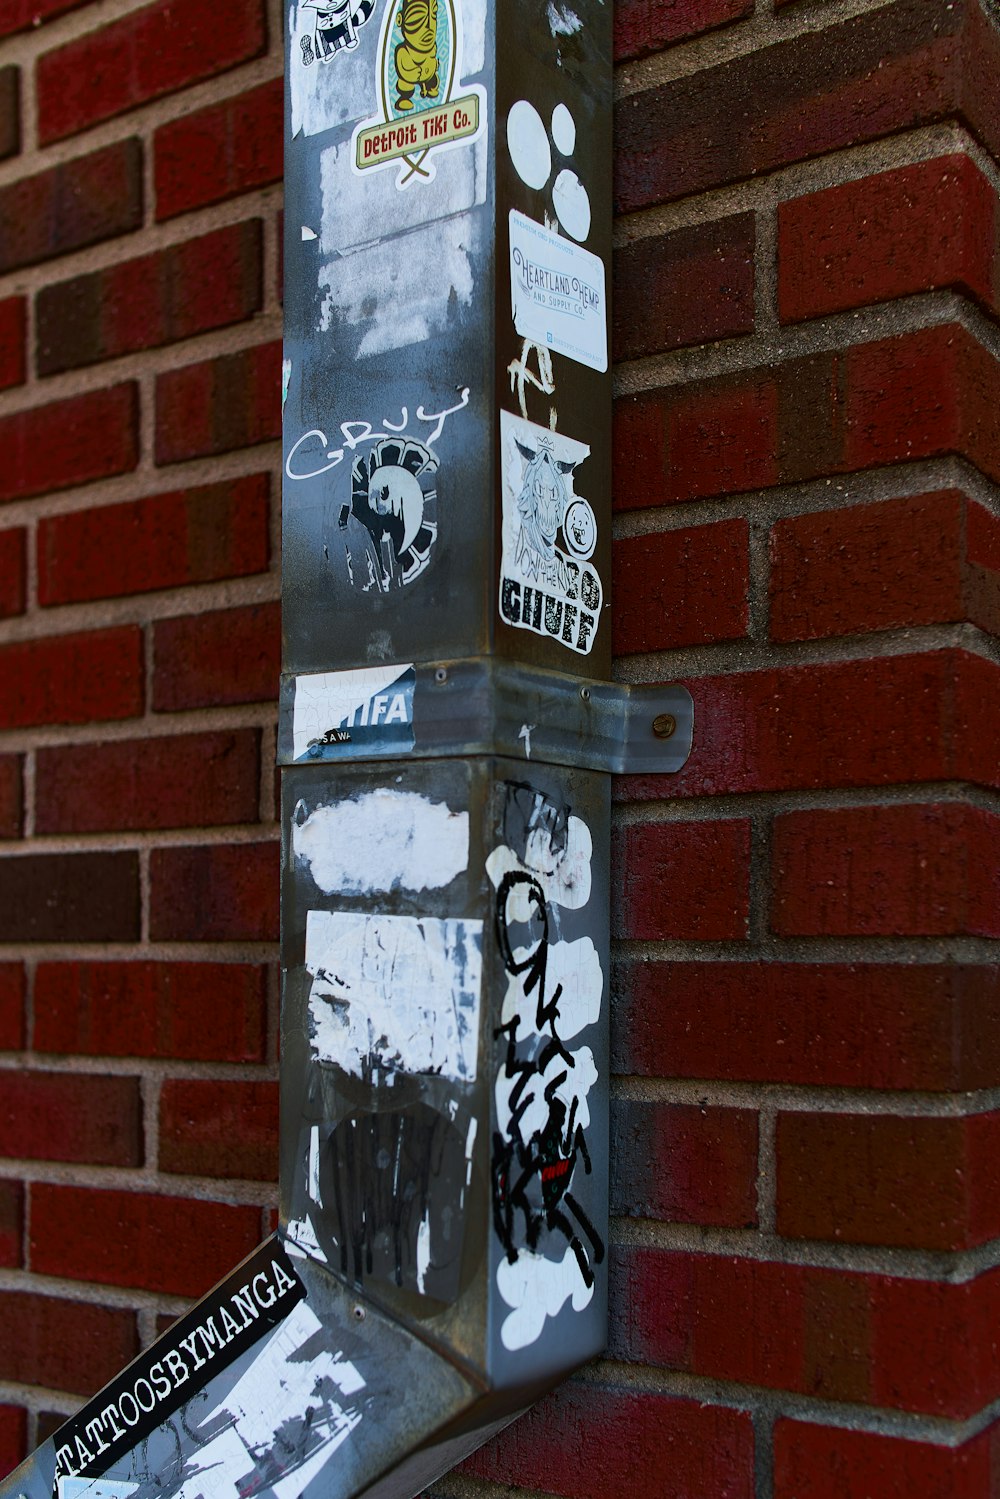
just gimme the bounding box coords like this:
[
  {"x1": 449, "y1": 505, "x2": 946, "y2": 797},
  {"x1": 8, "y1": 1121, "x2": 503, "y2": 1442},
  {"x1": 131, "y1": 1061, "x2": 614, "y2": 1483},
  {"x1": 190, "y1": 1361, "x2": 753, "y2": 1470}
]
[{"x1": 1, "y1": 5, "x2": 691, "y2": 1499}]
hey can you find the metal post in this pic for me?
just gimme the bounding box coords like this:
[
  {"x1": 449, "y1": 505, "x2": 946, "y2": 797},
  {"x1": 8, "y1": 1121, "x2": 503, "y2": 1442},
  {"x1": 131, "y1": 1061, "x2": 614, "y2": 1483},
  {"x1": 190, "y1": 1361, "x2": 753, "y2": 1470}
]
[{"x1": 0, "y1": 5, "x2": 691, "y2": 1499}]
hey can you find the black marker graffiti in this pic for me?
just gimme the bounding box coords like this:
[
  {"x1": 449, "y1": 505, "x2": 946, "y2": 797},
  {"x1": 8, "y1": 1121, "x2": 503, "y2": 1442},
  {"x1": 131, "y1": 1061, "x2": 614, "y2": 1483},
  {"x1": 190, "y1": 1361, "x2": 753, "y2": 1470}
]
[{"x1": 491, "y1": 786, "x2": 605, "y2": 1296}]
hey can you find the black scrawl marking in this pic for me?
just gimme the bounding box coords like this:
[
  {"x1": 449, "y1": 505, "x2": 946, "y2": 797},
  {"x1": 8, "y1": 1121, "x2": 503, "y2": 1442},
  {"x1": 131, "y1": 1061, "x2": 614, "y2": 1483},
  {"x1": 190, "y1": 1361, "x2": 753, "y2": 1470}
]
[
  {"x1": 491, "y1": 786, "x2": 605, "y2": 1291},
  {"x1": 317, "y1": 1101, "x2": 470, "y2": 1308}
]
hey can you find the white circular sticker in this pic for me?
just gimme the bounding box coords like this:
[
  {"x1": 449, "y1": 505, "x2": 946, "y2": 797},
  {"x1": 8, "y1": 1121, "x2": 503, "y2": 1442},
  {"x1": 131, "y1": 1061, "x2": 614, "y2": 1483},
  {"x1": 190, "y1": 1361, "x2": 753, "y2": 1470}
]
[
  {"x1": 553, "y1": 169, "x2": 591, "y2": 242},
  {"x1": 507, "y1": 99, "x2": 551, "y2": 190},
  {"x1": 551, "y1": 102, "x2": 576, "y2": 157},
  {"x1": 563, "y1": 498, "x2": 597, "y2": 560}
]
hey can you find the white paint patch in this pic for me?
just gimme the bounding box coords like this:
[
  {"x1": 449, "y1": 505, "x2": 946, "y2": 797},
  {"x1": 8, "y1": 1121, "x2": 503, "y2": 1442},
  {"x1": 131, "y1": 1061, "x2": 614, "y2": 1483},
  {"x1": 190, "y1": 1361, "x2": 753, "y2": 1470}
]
[
  {"x1": 500, "y1": 937, "x2": 602, "y2": 1042},
  {"x1": 497, "y1": 1246, "x2": 594, "y2": 1350},
  {"x1": 551, "y1": 102, "x2": 576, "y2": 157},
  {"x1": 506, "y1": 100, "x2": 551, "y2": 190},
  {"x1": 294, "y1": 789, "x2": 469, "y2": 895},
  {"x1": 486, "y1": 806, "x2": 593, "y2": 911},
  {"x1": 519, "y1": 723, "x2": 534, "y2": 759},
  {"x1": 305, "y1": 910, "x2": 483, "y2": 1083},
  {"x1": 547, "y1": 2, "x2": 584, "y2": 35},
  {"x1": 319, "y1": 212, "x2": 480, "y2": 356},
  {"x1": 553, "y1": 168, "x2": 591, "y2": 242}
]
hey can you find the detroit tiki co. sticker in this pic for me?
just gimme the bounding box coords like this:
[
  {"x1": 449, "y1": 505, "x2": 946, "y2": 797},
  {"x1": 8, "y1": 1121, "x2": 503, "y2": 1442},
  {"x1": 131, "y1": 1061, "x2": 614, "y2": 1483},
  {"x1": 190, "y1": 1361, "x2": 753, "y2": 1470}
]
[
  {"x1": 499, "y1": 411, "x2": 603, "y2": 656},
  {"x1": 352, "y1": 0, "x2": 487, "y2": 188}
]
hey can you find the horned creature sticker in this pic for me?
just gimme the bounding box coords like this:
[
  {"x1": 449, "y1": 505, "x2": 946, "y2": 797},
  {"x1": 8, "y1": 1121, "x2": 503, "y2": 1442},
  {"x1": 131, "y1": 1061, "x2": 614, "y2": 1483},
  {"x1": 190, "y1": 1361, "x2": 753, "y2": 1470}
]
[
  {"x1": 352, "y1": 0, "x2": 487, "y2": 187},
  {"x1": 499, "y1": 412, "x2": 603, "y2": 655},
  {"x1": 339, "y1": 436, "x2": 438, "y2": 590}
]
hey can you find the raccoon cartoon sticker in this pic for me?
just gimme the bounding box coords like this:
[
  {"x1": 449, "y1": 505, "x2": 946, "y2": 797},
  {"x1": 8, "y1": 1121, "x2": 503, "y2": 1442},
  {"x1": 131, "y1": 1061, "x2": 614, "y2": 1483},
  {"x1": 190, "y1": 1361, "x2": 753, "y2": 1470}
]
[
  {"x1": 299, "y1": 0, "x2": 377, "y2": 63},
  {"x1": 352, "y1": 0, "x2": 487, "y2": 188}
]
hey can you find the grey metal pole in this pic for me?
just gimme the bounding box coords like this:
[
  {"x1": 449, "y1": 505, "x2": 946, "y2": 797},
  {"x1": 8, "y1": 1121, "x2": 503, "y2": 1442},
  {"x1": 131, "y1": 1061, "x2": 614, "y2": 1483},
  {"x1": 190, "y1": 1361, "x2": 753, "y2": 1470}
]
[{"x1": 0, "y1": 6, "x2": 691, "y2": 1499}]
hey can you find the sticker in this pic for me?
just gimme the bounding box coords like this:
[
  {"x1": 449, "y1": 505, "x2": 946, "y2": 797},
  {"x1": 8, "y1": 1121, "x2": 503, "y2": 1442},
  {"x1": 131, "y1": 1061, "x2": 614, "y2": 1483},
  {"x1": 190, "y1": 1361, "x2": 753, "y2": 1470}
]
[
  {"x1": 293, "y1": 664, "x2": 415, "y2": 761},
  {"x1": 506, "y1": 99, "x2": 591, "y2": 244},
  {"x1": 299, "y1": 0, "x2": 376, "y2": 62},
  {"x1": 304, "y1": 910, "x2": 483, "y2": 1084},
  {"x1": 51, "y1": 1240, "x2": 306, "y2": 1493},
  {"x1": 352, "y1": 0, "x2": 487, "y2": 188},
  {"x1": 508, "y1": 210, "x2": 607, "y2": 372},
  {"x1": 498, "y1": 410, "x2": 603, "y2": 655},
  {"x1": 487, "y1": 784, "x2": 605, "y2": 1351},
  {"x1": 293, "y1": 788, "x2": 469, "y2": 894}
]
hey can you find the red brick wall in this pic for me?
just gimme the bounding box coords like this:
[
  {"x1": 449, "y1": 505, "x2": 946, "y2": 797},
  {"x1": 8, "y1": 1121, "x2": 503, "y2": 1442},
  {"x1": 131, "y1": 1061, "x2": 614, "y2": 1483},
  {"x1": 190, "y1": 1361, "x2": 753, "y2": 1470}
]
[
  {"x1": 0, "y1": 0, "x2": 998, "y2": 1496},
  {"x1": 0, "y1": 0, "x2": 282, "y2": 1454}
]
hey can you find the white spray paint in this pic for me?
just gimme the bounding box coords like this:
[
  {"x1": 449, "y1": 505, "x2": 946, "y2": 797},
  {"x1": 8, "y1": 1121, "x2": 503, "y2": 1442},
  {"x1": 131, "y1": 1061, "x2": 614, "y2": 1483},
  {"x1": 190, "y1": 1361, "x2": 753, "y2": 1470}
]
[
  {"x1": 294, "y1": 789, "x2": 469, "y2": 895},
  {"x1": 305, "y1": 910, "x2": 483, "y2": 1083},
  {"x1": 519, "y1": 723, "x2": 535, "y2": 759},
  {"x1": 497, "y1": 1246, "x2": 594, "y2": 1350},
  {"x1": 506, "y1": 100, "x2": 551, "y2": 189}
]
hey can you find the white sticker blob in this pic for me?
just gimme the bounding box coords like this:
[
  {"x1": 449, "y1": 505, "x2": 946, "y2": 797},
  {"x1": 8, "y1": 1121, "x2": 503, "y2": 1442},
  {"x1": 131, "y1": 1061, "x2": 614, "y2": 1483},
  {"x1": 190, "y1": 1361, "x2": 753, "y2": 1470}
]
[
  {"x1": 294, "y1": 789, "x2": 469, "y2": 895},
  {"x1": 305, "y1": 910, "x2": 483, "y2": 1083},
  {"x1": 552, "y1": 168, "x2": 591, "y2": 242},
  {"x1": 551, "y1": 102, "x2": 576, "y2": 157},
  {"x1": 507, "y1": 100, "x2": 551, "y2": 190},
  {"x1": 497, "y1": 1246, "x2": 595, "y2": 1351}
]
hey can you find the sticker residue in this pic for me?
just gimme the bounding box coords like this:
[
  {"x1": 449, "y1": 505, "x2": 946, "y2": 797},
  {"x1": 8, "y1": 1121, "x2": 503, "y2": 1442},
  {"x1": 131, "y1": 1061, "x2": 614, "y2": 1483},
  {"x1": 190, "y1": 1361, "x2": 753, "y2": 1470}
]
[{"x1": 305, "y1": 910, "x2": 483, "y2": 1083}]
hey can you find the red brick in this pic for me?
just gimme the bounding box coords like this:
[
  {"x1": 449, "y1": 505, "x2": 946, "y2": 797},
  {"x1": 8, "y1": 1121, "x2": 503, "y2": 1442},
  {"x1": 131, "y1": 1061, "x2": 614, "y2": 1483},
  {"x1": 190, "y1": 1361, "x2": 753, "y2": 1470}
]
[
  {"x1": 613, "y1": 520, "x2": 749, "y2": 654},
  {"x1": 611, "y1": 1099, "x2": 757, "y2": 1228},
  {"x1": 613, "y1": 215, "x2": 755, "y2": 361},
  {"x1": 0, "y1": 297, "x2": 25, "y2": 390},
  {"x1": 772, "y1": 803, "x2": 1000, "y2": 938},
  {"x1": 0, "y1": 1072, "x2": 142, "y2": 1167},
  {"x1": 610, "y1": 1244, "x2": 1000, "y2": 1418},
  {"x1": 615, "y1": 324, "x2": 1000, "y2": 508},
  {"x1": 0, "y1": 626, "x2": 143, "y2": 730},
  {"x1": 40, "y1": 475, "x2": 270, "y2": 607},
  {"x1": 34, "y1": 961, "x2": 267, "y2": 1062},
  {"x1": 0, "y1": 66, "x2": 17, "y2": 161},
  {"x1": 614, "y1": 819, "x2": 750, "y2": 941},
  {"x1": 768, "y1": 491, "x2": 1000, "y2": 641},
  {"x1": 618, "y1": 651, "x2": 1000, "y2": 804},
  {"x1": 463, "y1": 1382, "x2": 754, "y2": 1499},
  {"x1": 0, "y1": 0, "x2": 88, "y2": 36},
  {"x1": 0, "y1": 1181, "x2": 21, "y2": 1266},
  {"x1": 155, "y1": 340, "x2": 281, "y2": 464},
  {"x1": 37, "y1": 0, "x2": 268, "y2": 144},
  {"x1": 0, "y1": 852, "x2": 139, "y2": 943},
  {"x1": 613, "y1": 961, "x2": 1000, "y2": 1092},
  {"x1": 773, "y1": 1417, "x2": 1000, "y2": 1499},
  {"x1": 30, "y1": 1187, "x2": 262, "y2": 1297},
  {"x1": 0, "y1": 1291, "x2": 137, "y2": 1396},
  {"x1": 615, "y1": 0, "x2": 1000, "y2": 214},
  {"x1": 37, "y1": 221, "x2": 263, "y2": 376},
  {"x1": 36, "y1": 729, "x2": 261, "y2": 834},
  {"x1": 777, "y1": 1110, "x2": 1000, "y2": 1252},
  {"x1": 0, "y1": 965, "x2": 24, "y2": 1051},
  {"x1": 0, "y1": 384, "x2": 138, "y2": 504},
  {"x1": 614, "y1": 0, "x2": 752, "y2": 60},
  {"x1": 779, "y1": 155, "x2": 1000, "y2": 324},
  {"x1": 149, "y1": 841, "x2": 278, "y2": 942},
  {"x1": 0, "y1": 756, "x2": 20, "y2": 840},
  {"x1": 0, "y1": 1405, "x2": 25, "y2": 1481},
  {"x1": 153, "y1": 601, "x2": 279, "y2": 710},
  {"x1": 159, "y1": 1079, "x2": 277, "y2": 1180},
  {"x1": 155, "y1": 78, "x2": 283, "y2": 220},
  {"x1": 0, "y1": 140, "x2": 142, "y2": 275},
  {"x1": 0, "y1": 528, "x2": 25, "y2": 618}
]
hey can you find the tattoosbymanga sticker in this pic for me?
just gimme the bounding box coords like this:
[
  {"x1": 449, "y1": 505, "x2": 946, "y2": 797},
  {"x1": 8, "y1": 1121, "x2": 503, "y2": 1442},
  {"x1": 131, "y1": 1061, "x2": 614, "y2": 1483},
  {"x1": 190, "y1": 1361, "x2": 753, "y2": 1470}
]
[
  {"x1": 352, "y1": 0, "x2": 487, "y2": 187},
  {"x1": 498, "y1": 411, "x2": 602, "y2": 656}
]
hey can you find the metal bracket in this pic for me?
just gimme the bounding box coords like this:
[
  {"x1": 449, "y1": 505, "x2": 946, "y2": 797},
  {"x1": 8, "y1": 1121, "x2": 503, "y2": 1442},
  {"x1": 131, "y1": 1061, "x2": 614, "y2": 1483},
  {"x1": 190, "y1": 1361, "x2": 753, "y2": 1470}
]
[{"x1": 277, "y1": 659, "x2": 694, "y2": 775}]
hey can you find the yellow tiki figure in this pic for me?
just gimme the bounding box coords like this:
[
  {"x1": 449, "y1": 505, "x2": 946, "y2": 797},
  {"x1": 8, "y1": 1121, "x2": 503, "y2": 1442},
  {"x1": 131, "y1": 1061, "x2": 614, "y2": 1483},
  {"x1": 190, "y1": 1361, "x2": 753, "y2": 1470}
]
[{"x1": 394, "y1": 0, "x2": 439, "y2": 111}]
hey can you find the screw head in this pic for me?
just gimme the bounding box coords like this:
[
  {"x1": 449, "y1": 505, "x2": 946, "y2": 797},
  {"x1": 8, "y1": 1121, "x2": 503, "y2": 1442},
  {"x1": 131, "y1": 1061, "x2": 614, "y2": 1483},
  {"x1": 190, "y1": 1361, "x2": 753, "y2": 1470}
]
[
  {"x1": 652, "y1": 713, "x2": 676, "y2": 739},
  {"x1": 435, "y1": 667, "x2": 448, "y2": 684},
  {"x1": 353, "y1": 1303, "x2": 366, "y2": 1321}
]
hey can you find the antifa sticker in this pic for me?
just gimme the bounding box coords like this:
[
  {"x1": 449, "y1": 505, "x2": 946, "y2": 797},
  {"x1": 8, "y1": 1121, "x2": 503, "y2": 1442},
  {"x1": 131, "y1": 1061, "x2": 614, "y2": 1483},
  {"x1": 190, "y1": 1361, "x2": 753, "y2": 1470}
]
[
  {"x1": 51, "y1": 1239, "x2": 305, "y2": 1494},
  {"x1": 292, "y1": 663, "x2": 416, "y2": 761}
]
